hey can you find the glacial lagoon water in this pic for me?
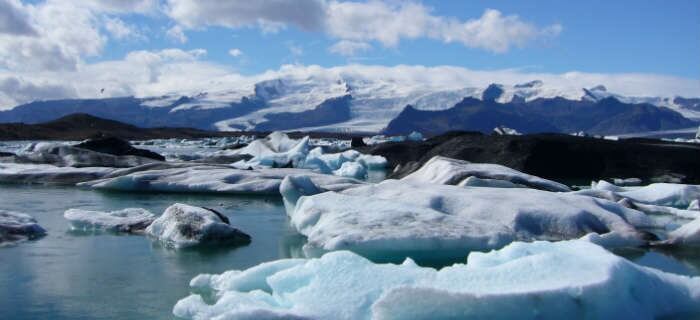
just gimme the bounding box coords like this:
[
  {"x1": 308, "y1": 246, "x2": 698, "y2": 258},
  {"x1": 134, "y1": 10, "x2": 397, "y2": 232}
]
[
  {"x1": 0, "y1": 184, "x2": 302, "y2": 320},
  {"x1": 2, "y1": 184, "x2": 700, "y2": 319}
]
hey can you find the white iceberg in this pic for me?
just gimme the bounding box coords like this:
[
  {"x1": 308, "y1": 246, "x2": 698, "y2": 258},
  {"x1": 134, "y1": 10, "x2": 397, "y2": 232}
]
[
  {"x1": 0, "y1": 163, "x2": 115, "y2": 185},
  {"x1": 0, "y1": 210, "x2": 46, "y2": 245},
  {"x1": 592, "y1": 180, "x2": 700, "y2": 207},
  {"x1": 232, "y1": 132, "x2": 310, "y2": 168},
  {"x1": 79, "y1": 165, "x2": 363, "y2": 195},
  {"x1": 332, "y1": 162, "x2": 367, "y2": 179},
  {"x1": 173, "y1": 240, "x2": 700, "y2": 320},
  {"x1": 662, "y1": 217, "x2": 700, "y2": 246},
  {"x1": 689, "y1": 199, "x2": 699, "y2": 211},
  {"x1": 402, "y1": 156, "x2": 570, "y2": 192},
  {"x1": 64, "y1": 208, "x2": 156, "y2": 233},
  {"x1": 284, "y1": 179, "x2": 650, "y2": 261},
  {"x1": 146, "y1": 203, "x2": 251, "y2": 248}
]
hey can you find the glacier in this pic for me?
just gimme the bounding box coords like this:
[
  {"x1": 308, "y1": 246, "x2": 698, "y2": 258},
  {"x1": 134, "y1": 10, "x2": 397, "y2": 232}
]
[{"x1": 173, "y1": 240, "x2": 700, "y2": 320}]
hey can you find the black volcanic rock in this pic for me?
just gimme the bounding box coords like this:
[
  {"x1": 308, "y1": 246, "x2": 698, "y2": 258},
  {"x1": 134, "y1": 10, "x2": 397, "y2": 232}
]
[
  {"x1": 383, "y1": 97, "x2": 697, "y2": 136},
  {"x1": 358, "y1": 131, "x2": 700, "y2": 184},
  {"x1": 351, "y1": 137, "x2": 366, "y2": 147},
  {"x1": 75, "y1": 137, "x2": 165, "y2": 161}
]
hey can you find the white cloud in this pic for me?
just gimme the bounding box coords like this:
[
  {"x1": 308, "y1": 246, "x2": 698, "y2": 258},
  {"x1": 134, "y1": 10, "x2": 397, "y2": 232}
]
[
  {"x1": 0, "y1": 0, "x2": 37, "y2": 36},
  {"x1": 163, "y1": 0, "x2": 561, "y2": 54},
  {"x1": 166, "y1": 25, "x2": 187, "y2": 43},
  {"x1": 166, "y1": 0, "x2": 327, "y2": 31},
  {"x1": 228, "y1": 48, "x2": 243, "y2": 57},
  {"x1": 326, "y1": 3, "x2": 561, "y2": 53},
  {"x1": 104, "y1": 17, "x2": 142, "y2": 40},
  {"x1": 328, "y1": 40, "x2": 372, "y2": 56},
  {"x1": 288, "y1": 43, "x2": 303, "y2": 56}
]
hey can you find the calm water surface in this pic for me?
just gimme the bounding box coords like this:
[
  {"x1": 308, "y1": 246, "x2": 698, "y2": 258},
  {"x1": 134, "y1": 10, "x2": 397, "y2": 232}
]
[{"x1": 0, "y1": 184, "x2": 302, "y2": 320}]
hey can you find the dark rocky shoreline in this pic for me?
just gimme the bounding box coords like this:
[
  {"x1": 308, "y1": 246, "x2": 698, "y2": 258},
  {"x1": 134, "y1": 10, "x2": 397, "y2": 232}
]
[{"x1": 358, "y1": 131, "x2": 700, "y2": 184}]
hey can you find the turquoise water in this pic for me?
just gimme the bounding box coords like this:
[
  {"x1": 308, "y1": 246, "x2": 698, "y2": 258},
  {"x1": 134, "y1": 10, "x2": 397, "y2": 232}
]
[
  {"x1": 3, "y1": 184, "x2": 700, "y2": 319},
  {"x1": 0, "y1": 184, "x2": 302, "y2": 320}
]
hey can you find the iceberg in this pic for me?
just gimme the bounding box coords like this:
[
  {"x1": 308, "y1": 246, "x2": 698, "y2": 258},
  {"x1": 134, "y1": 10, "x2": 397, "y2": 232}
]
[
  {"x1": 0, "y1": 163, "x2": 115, "y2": 185},
  {"x1": 402, "y1": 156, "x2": 570, "y2": 192},
  {"x1": 79, "y1": 165, "x2": 363, "y2": 195},
  {"x1": 17, "y1": 142, "x2": 160, "y2": 168},
  {"x1": 146, "y1": 203, "x2": 251, "y2": 248},
  {"x1": 0, "y1": 210, "x2": 46, "y2": 245},
  {"x1": 332, "y1": 162, "x2": 367, "y2": 179},
  {"x1": 64, "y1": 208, "x2": 155, "y2": 233},
  {"x1": 689, "y1": 199, "x2": 699, "y2": 211},
  {"x1": 662, "y1": 217, "x2": 700, "y2": 246},
  {"x1": 284, "y1": 179, "x2": 650, "y2": 261},
  {"x1": 173, "y1": 240, "x2": 700, "y2": 320},
  {"x1": 232, "y1": 132, "x2": 310, "y2": 168},
  {"x1": 592, "y1": 180, "x2": 700, "y2": 207}
]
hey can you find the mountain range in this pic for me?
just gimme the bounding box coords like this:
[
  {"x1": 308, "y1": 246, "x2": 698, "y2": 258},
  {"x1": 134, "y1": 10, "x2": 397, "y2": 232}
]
[{"x1": 0, "y1": 75, "x2": 697, "y2": 136}]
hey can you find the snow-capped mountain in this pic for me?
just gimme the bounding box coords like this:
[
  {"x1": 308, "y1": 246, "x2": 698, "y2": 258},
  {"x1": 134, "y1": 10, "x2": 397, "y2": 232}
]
[{"x1": 0, "y1": 70, "x2": 698, "y2": 135}]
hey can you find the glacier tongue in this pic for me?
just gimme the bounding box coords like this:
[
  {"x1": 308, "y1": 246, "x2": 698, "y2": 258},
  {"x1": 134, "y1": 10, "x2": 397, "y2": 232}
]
[{"x1": 173, "y1": 240, "x2": 700, "y2": 320}]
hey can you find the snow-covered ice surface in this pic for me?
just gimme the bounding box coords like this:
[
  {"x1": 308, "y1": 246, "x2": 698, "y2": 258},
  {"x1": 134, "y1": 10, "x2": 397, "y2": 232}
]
[
  {"x1": 173, "y1": 240, "x2": 700, "y2": 320},
  {"x1": 283, "y1": 179, "x2": 649, "y2": 261},
  {"x1": 663, "y1": 217, "x2": 700, "y2": 246},
  {"x1": 0, "y1": 210, "x2": 46, "y2": 245},
  {"x1": 0, "y1": 163, "x2": 115, "y2": 185},
  {"x1": 591, "y1": 180, "x2": 700, "y2": 207},
  {"x1": 64, "y1": 208, "x2": 155, "y2": 233},
  {"x1": 79, "y1": 164, "x2": 363, "y2": 195},
  {"x1": 402, "y1": 156, "x2": 570, "y2": 192},
  {"x1": 146, "y1": 203, "x2": 251, "y2": 248}
]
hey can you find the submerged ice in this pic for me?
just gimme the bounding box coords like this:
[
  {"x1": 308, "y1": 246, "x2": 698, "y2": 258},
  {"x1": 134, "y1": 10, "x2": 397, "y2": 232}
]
[{"x1": 174, "y1": 240, "x2": 700, "y2": 320}]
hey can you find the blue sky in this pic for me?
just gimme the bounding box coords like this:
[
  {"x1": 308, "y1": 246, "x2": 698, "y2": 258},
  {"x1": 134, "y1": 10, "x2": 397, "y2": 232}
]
[
  {"x1": 94, "y1": 0, "x2": 700, "y2": 78},
  {"x1": 0, "y1": 0, "x2": 699, "y2": 108}
]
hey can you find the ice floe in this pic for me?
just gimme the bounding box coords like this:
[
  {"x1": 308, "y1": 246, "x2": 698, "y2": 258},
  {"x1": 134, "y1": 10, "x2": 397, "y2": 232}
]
[
  {"x1": 591, "y1": 180, "x2": 700, "y2": 207},
  {"x1": 173, "y1": 240, "x2": 700, "y2": 320},
  {"x1": 0, "y1": 210, "x2": 46, "y2": 245},
  {"x1": 16, "y1": 142, "x2": 160, "y2": 168},
  {"x1": 64, "y1": 208, "x2": 156, "y2": 233},
  {"x1": 79, "y1": 164, "x2": 363, "y2": 195},
  {"x1": 402, "y1": 156, "x2": 570, "y2": 192},
  {"x1": 146, "y1": 203, "x2": 251, "y2": 248},
  {"x1": 283, "y1": 179, "x2": 650, "y2": 261},
  {"x1": 662, "y1": 217, "x2": 700, "y2": 246},
  {"x1": 0, "y1": 163, "x2": 115, "y2": 185}
]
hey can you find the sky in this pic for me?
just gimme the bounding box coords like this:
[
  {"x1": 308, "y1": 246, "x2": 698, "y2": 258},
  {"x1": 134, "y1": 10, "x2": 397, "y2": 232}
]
[{"x1": 0, "y1": 0, "x2": 699, "y2": 109}]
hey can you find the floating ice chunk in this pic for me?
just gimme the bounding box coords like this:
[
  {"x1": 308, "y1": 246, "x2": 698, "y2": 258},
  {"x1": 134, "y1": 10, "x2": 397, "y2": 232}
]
[
  {"x1": 616, "y1": 199, "x2": 700, "y2": 220},
  {"x1": 279, "y1": 175, "x2": 365, "y2": 213},
  {"x1": 235, "y1": 132, "x2": 310, "y2": 167},
  {"x1": 174, "y1": 241, "x2": 700, "y2": 320},
  {"x1": 0, "y1": 210, "x2": 46, "y2": 245},
  {"x1": 17, "y1": 142, "x2": 159, "y2": 168},
  {"x1": 79, "y1": 164, "x2": 363, "y2": 195},
  {"x1": 613, "y1": 177, "x2": 642, "y2": 186},
  {"x1": 64, "y1": 208, "x2": 155, "y2": 233},
  {"x1": 286, "y1": 179, "x2": 649, "y2": 261},
  {"x1": 403, "y1": 156, "x2": 570, "y2": 192},
  {"x1": 333, "y1": 162, "x2": 367, "y2": 179},
  {"x1": 146, "y1": 203, "x2": 251, "y2": 248},
  {"x1": 356, "y1": 154, "x2": 387, "y2": 170},
  {"x1": 0, "y1": 163, "x2": 115, "y2": 185},
  {"x1": 407, "y1": 131, "x2": 424, "y2": 141},
  {"x1": 592, "y1": 181, "x2": 700, "y2": 207},
  {"x1": 301, "y1": 147, "x2": 361, "y2": 173}
]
